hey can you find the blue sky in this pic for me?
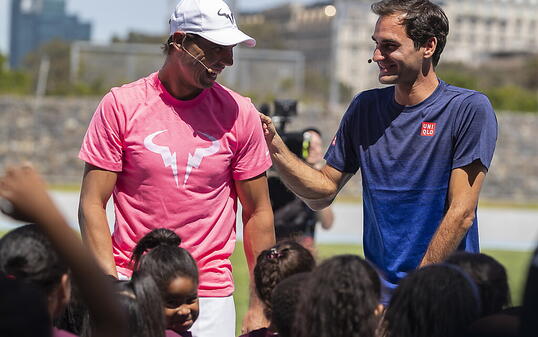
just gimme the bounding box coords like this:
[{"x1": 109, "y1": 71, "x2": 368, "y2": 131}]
[{"x1": 0, "y1": 0, "x2": 317, "y2": 56}]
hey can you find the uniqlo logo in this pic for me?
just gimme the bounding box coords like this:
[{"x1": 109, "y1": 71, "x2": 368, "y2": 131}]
[{"x1": 421, "y1": 122, "x2": 436, "y2": 136}]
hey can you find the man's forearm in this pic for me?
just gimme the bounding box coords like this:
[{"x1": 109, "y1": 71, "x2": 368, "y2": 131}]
[
  {"x1": 79, "y1": 205, "x2": 117, "y2": 276},
  {"x1": 241, "y1": 209, "x2": 275, "y2": 331},
  {"x1": 268, "y1": 135, "x2": 338, "y2": 208},
  {"x1": 242, "y1": 209, "x2": 275, "y2": 276},
  {"x1": 419, "y1": 206, "x2": 475, "y2": 267}
]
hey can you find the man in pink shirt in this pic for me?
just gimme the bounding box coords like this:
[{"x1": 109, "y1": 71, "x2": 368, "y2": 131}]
[{"x1": 78, "y1": 0, "x2": 275, "y2": 336}]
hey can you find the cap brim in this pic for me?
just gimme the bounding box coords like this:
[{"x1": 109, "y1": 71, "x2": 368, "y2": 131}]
[{"x1": 197, "y1": 27, "x2": 256, "y2": 47}]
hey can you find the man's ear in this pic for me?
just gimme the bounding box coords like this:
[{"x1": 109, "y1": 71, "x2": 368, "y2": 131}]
[
  {"x1": 59, "y1": 273, "x2": 71, "y2": 308},
  {"x1": 171, "y1": 31, "x2": 187, "y2": 49},
  {"x1": 423, "y1": 36, "x2": 437, "y2": 60}
]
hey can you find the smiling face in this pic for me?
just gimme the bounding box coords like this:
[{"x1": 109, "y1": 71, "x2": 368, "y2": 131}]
[
  {"x1": 164, "y1": 33, "x2": 235, "y2": 100},
  {"x1": 163, "y1": 276, "x2": 199, "y2": 333},
  {"x1": 371, "y1": 14, "x2": 426, "y2": 86},
  {"x1": 179, "y1": 34, "x2": 234, "y2": 89}
]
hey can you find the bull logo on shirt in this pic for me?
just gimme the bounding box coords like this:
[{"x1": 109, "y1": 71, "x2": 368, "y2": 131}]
[{"x1": 144, "y1": 130, "x2": 220, "y2": 188}]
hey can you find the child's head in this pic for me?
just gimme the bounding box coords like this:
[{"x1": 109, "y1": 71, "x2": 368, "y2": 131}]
[
  {"x1": 115, "y1": 273, "x2": 166, "y2": 337},
  {"x1": 0, "y1": 224, "x2": 70, "y2": 320},
  {"x1": 131, "y1": 228, "x2": 199, "y2": 333},
  {"x1": 271, "y1": 272, "x2": 311, "y2": 337},
  {"x1": 254, "y1": 240, "x2": 315, "y2": 319},
  {"x1": 293, "y1": 254, "x2": 382, "y2": 337},
  {"x1": 382, "y1": 264, "x2": 481, "y2": 337},
  {"x1": 82, "y1": 273, "x2": 165, "y2": 337},
  {"x1": 0, "y1": 274, "x2": 52, "y2": 337},
  {"x1": 445, "y1": 252, "x2": 510, "y2": 316}
]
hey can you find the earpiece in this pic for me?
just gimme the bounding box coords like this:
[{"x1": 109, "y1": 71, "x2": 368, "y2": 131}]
[{"x1": 169, "y1": 36, "x2": 215, "y2": 74}]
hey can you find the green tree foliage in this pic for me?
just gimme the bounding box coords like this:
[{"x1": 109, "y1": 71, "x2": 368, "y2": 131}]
[
  {"x1": 111, "y1": 32, "x2": 168, "y2": 44},
  {"x1": 0, "y1": 54, "x2": 32, "y2": 94},
  {"x1": 436, "y1": 62, "x2": 478, "y2": 90},
  {"x1": 486, "y1": 85, "x2": 538, "y2": 112},
  {"x1": 438, "y1": 58, "x2": 538, "y2": 113},
  {"x1": 522, "y1": 56, "x2": 538, "y2": 90},
  {"x1": 240, "y1": 22, "x2": 286, "y2": 49},
  {"x1": 23, "y1": 39, "x2": 106, "y2": 96}
]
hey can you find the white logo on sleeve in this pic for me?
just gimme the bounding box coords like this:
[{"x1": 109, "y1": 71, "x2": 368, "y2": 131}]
[
  {"x1": 144, "y1": 130, "x2": 179, "y2": 187},
  {"x1": 184, "y1": 132, "x2": 220, "y2": 186}
]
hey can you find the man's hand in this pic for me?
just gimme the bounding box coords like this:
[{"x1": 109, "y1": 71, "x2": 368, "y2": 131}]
[
  {"x1": 241, "y1": 298, "x2": 269, "y2": 334},
  {"x1": 259, "y1": 113, "x2": 277, "y2": 143}
]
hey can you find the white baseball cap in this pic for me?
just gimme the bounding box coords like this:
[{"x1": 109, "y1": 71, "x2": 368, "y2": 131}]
[{"x1": 169, "y1": 0, "x2": 256, "y2": 47}]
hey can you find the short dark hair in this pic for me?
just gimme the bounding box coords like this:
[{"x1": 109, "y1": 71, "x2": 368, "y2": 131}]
[
  {"x1": 254, "y1": 241, "x2": 315, "y2": 319},
  {"x1": 271, "y1": 272, "x2": 311, "y2": 337},
  {"x1": 371, "y1": 0, "x2": 449, "y2": 66},
  {"x1": 293, "y1": 255, "x2": 381, "y2": 337},
  {"x1": 445, "y1": 252, "x2": 511, "y2": 316},
  {"x1": 0, "y1": 224, "x2": 69, "y2": 296},
  {"x1": 131, "y1": 228, "x2": 199, "y2": 297},
  {"x1": 381, "y1": 264, "x2": 481, "y2": 337}
]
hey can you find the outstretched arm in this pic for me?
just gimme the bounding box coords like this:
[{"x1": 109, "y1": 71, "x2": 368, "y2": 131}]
[
  {"x1": 235, "y1": 173, "x2": 275, "y2": 333},
  {"x1": 260, "y1": 113, "x2": 352, "y2": 209},
  {"x1": 0, "y1": 165, "x2": 126, "y2": 337},
  {"x1": 419, "y1": 160, "x2": 487, "y2": 267},
  {"x1": 78, "y1": 163, "x2": 118, "y2": 276}
]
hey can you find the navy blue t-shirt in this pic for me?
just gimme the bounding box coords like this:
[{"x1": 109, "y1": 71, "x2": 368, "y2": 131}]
[{"x1": 325, "y1": 80, "x2": 498, "y2": 295}]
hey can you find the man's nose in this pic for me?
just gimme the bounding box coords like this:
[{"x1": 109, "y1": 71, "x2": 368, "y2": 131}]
[{"x1": 372, "y1": 47, "x2": 384, "y2": 62}]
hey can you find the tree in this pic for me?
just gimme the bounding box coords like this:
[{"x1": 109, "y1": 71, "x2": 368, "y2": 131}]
[
  {"x1": 23, "y1": 39, "x2": 106, "y2": 96},
  {"x1": 0, "y1": 54, "x2": 32, "y2": 95}
]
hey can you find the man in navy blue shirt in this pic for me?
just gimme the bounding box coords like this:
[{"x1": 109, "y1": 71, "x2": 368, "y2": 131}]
[{"x1": 260, "y1": 0, "x2": 497, "y2": 301}]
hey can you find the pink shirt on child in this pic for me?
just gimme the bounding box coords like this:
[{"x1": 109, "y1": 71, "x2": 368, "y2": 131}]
[
  {"x1": 52, "y1": 328, "x2": 78, "y2": 337},
  {"x1": 79, "y1": 72, "x2": 271, "y2": 297}
]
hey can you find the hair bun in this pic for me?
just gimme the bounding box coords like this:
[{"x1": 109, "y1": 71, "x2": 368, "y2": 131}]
[
  {"x1": 131, "y1": 228, "x2": 181, "y2": 264},
  {"x1": 142, "y1": 228, "x2": 181, "y2": 250}
]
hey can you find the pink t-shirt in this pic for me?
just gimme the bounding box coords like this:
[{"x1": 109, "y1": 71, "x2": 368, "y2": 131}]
[{"x1": 79, "y1": 72, "x2": 271, "y2": 297}]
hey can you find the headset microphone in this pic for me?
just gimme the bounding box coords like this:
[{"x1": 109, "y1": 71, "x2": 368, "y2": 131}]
[
  {"x1": 368, "y1": 59, "x2": 373, "y2": 63},
  {"x1": 170, "y1": 41, "x2": 216, "y2": 74}
]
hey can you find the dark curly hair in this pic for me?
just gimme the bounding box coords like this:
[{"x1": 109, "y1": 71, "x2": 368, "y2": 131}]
[
  {"x1": 254, "y1": 241, "x2": 315, "y2": 319},
  {"x1": 0, "y1": 224, "x2": 68, "y2": 296},
  {"x1": 381, "y1": 264, "x2": 481, "y2": 337},
  {"x1": 131, "y1": 228, "x2": 198, "y2": 296},
  {"x1": 371, "y1": 0, "x2": 449, "y2": 66},
  {"x1": 445, "y1": 252, "x2": 510, "y2": 316},
  {"x1": 271, "y1": 272, "x2": 311, "y2": 337},
  {"x1": 293, "y1": 255, "x2": 381, "y2": 337}
]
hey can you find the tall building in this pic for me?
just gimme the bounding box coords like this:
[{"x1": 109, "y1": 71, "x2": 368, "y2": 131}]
[{"x1": 9, "y1": 0, "x2": 91, "y2": 68}]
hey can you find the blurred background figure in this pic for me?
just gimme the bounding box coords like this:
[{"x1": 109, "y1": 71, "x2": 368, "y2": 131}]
[{"x1": 268, "y1": 126, "x2": 334, "y2": 251}]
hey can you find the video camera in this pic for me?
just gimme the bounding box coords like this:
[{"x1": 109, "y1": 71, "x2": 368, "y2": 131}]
[{"x1": 259, "y1": 99, "x2": 309, "y2": 161}]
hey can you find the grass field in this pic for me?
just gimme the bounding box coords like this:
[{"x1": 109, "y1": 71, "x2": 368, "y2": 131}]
[{"x1": 230, "y1": 242, "x2": 533, "y2": 336}]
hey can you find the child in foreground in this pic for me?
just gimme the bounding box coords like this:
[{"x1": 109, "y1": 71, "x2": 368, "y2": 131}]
[
  {"x1": 240, "y1": 240, "x2": 316, "y2": 337},
  {"x1": 131, "y1": 228, "x2": 199, "y2": 337},
  {"x1": 0, "y1": 164, "x2": 126, "y2": 337}
]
